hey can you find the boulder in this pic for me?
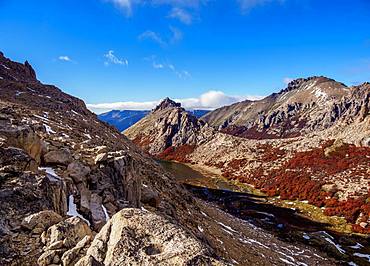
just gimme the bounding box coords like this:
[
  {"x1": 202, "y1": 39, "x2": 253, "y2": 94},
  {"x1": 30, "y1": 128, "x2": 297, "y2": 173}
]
[
  {"x1": 0, "y1": 125, "x2": 43, "y2": 163},
  {"x1": 61, "y1": 235, "x2": 92, "y2": 266},
  {"x1": 38, "y1": 249, "x2": 65, "y2": 266},
  {"x1": 0, "y1": 146, "x2": 38, "y2": 172},
  {"x1": 21, "y1": 210, "x2": 62, "y2": 231},
  {"x1": 75, "y1": 255, "x2": 102, "y2": 266},
  {"x1": 141, "y1": 186, "x2": 161, "y2": 208},
  {"x1": 89, "y1": 193, "x2": 107, "y2": 231},
  {"x1": 67, "y1": 161, "x2": 90, "y2": 183},
  {"x1": 44, "y1": 148, "x2": 72, "y2": 165},
  {"x1": 43, "y1": 217, "x2": 92, "y2": 249},
  {"x1": 76, "y1": 208, "x2": 223, "y2": 265}
]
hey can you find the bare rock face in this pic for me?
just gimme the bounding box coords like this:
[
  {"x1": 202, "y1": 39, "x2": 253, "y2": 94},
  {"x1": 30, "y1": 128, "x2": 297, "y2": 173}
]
[
  {"x1": 76, "y1": 208, "x2": 223, "y2": 266},
  {"x1": 202, "y1": 76, "x2": 369, "y2": 141},
  {"x1": 0, "y1": 146, "x2": 38, "y2": 172},
  {"x1": 21, "y1": 210, "x2": 63, "y2": 231},
  {"x1": 42, "y1": 217, "x2": 92, "y2": 249},
  {"x1": 0, "y1": 124, "x2": 43, "y2": 163},
  {"x1": 44, "y1": 148, "x2": 73, "y2": 165},
  {"x1": 38, "y1": 217, "x2": 93, "y2": 266},
  {"x1": 67, "y1": 161, "x2": 90, "y2": 183},
  {"x1": 124, "y1": 98, "x2": 214, "y2": 155}
]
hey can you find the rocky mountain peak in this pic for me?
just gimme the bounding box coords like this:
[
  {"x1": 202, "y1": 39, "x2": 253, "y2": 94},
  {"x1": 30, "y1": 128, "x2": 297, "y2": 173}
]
[
  {"x1": 0, "y1": 51, "x2": 38, "y2": 82},
  {"x1": 280, "y1": 76, "x2": 343, "y2": 95},
  {"x1": 153, "y1": 97, "x2": 182, "y2": 112}
]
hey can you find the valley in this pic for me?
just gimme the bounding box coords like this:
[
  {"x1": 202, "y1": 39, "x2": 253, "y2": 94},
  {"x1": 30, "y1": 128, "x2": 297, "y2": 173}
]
[{"x1": 160, "y1": 160, "x2": 370, "y2": 265}]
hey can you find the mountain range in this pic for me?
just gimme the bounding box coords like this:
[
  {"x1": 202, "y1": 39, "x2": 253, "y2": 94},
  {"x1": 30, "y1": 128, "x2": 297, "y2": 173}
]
[
  {"x1": 99, "y1": 109, "x2": 209, "y2": 131},
  {"x1": 125, "y1": 76, "x2": 370, "y2": 236},
  {"x1": 1, "y1": 52, "x2": 369, "y2": 266}
]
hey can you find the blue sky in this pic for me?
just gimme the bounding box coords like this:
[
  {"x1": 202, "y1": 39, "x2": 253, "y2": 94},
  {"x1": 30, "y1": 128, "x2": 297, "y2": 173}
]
[{"x1": 1, "y1": 0, "x2": 370, "y2": 113}]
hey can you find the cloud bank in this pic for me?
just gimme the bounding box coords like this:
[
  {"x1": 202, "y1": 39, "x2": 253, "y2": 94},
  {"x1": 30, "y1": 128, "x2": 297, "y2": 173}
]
[{"x1": 87, "y1": 90, "x2": 265, "y2": 114}]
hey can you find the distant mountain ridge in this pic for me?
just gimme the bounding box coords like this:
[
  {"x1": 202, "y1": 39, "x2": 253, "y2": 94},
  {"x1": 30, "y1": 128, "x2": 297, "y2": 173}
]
[
  {"x1": 99, "y1": 105, "x2": 209, "y2": 131},
  {"x1": 124, "y1": 78, "x2": 370, "y2": 235},
  {"x1": 201, "y1": 76, "x2": 369, "y2": 142}
]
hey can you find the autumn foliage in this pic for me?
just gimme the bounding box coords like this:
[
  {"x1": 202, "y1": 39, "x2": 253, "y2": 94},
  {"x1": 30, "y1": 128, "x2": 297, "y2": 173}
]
[
  {"x1": 157, "y1": 145, "x2": 196, "y2": 163},
  {"x1": 219, "y1": 140, "x2": 370, "y2": 233}
]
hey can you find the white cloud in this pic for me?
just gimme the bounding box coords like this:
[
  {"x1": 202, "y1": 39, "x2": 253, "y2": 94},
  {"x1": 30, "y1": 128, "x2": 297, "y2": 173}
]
[
  {"x1": 138, "y1": 27, "x2": 183, "y2": 47},
  {"x1": 58, "y1": 56, "x2": 72, "y2": 62},
  {"x1": 283, "y1": 77, "x2": 294, "y2": 85},
  {"x1": 169, "y1": 26, "x2": 183, "y2": 43},
  {"x1": 138, "y1": 31, "x2": 167, "y2": 47},
  {"x1": 168, "y1": 7, "x2": 192, "y2": 24},
  {"x1": 152, "y1": 0, "x2": 205, "y2": 8},
  {"x1": 238, "y1": 0, "x2": 286, "y2": 13},
  {"x1": 87, "y1": 90, "x2": 265, "y2": 113},
  {"x1": 104, "y1": 50, "x2": 128, "y2": 66},
  {"x1": 146, "y1": 56, "x2": 190, "y2": 79},
  {"x1": 106, "y1": 0, "x2": 132, "y2": 15}
]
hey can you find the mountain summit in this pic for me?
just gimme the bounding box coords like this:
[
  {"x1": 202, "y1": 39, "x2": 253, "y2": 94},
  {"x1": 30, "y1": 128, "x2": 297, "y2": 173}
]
[
  {"x1": 153, "y1": 97, "x2": 182, "y2": 111},
  {"x1": 201, "y1": 76, "x2": 369, "y2": 141},
  {"x1": 124, "y1": 98, "x2": 213, "y2": 156}
]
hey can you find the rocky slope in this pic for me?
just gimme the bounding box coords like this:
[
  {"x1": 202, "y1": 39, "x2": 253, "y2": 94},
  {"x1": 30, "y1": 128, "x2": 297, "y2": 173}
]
[
  {"x1": 124, "y1": 98, "x2": 214, "y2": 155},
  {"x1": 0, "y1": 52, "x2": 226, "y2": 265},
  {"x1": 125, "y1": 82, "x2": 370, "y2": 235},
  {"x1": 0, "y1": 53, "x2": 340, "y2": 265},
  {"x1": 202, "y1": 77, "x2": 369, "y2": 145}
]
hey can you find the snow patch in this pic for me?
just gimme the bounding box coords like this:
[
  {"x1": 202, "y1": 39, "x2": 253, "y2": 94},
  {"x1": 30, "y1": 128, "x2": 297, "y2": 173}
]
[
  {"x1": 44, "y1": 124, "x2": 56, "y2": 134},
  {"x1": 353, "y1": 253, "x2": 370, "y2": 262},
  {"x1": 67, "y1": 195, "x2": 90, "y2": 226},
  {"x1": 102, "y1": 204, "x2": 109, "y2": 221},
  {"x1": 33, "y1": 114, "x2": 49, "y2": 121},
  {"x1": 324, "y1": 237, "x2": 346, "y2": 254},
  {"x1": 303, "y1": 233, "x2": 310, "y2": 240},
  {"x1": 71, "y1": 110, "x2": 81, "y2": 116},
  {"x1": 39, "y1": 167, "x2": 61, "y2": 182},
  {"x1": 0, "y1": 63, "x2": 10, "y2": 70},
  {"x1": 216, "y1": 221, "x2": 238, "y2": 234},
  {"x1": 198, "y1": 226, "x2": 204, "y2": 232},
  {"x1": 349, "y1": 243, "x2": 363, "y2": 249},
  {"x1": 314, "y1": 88, "x2": 328, "y2": 99}
]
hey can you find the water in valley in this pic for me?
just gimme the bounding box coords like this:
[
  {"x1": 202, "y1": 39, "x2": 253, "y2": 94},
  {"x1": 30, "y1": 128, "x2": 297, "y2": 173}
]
[{"x1": 160, "y1": 160, "x2": 370, "y2": 266}]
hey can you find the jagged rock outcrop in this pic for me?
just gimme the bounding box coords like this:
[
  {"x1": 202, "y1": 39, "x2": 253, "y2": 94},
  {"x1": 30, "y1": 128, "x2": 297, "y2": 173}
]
[
  {"x1": 0, "y1": 52, "x2": 229, "y2": 265},
  {"x1": 38, "y1": 217, "x2": 93, "y2": 266},
  {"x1": 124, "y1": 98, "x2": 214, "y2": 155}
]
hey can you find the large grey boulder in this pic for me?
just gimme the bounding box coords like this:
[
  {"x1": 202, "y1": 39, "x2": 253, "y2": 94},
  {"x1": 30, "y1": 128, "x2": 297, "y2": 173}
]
[{"x1": 76, "y1": 208, "x2": 223, "y2": 266}]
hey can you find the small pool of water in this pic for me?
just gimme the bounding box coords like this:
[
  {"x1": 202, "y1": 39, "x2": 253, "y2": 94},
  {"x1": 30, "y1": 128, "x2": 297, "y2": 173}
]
[{"x1": 159, "y1": 160, "x2": 370, "y2": 266}]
